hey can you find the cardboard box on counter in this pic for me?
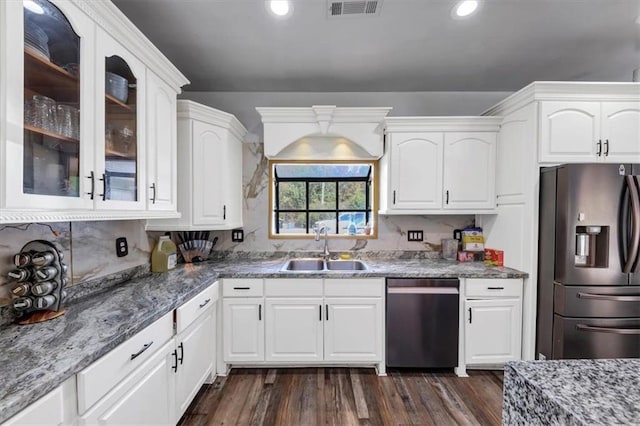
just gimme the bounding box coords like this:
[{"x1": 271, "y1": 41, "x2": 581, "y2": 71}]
[
  {"x1": 484, "y1": 248, "x2": 504, "y2": 266},
  {"x1": 457, "y1": 251, "x2": 484, "y2": 262}
]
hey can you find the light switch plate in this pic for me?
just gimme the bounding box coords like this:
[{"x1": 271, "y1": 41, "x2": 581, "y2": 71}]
[
  {"x1": 231, "y1": 229, "x2": 244, "y2": 242},
  {"x1": 407, "y1": 230, "x2": 423, "y2": 242}
]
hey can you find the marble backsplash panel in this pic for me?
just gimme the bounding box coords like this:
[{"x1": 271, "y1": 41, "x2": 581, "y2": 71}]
[
  {"x1": 207, "y1": 143, "x2": 474, "y2": 253},
  {"x1": 0, "y1": 220, "x2": 152, "y2": 309}
]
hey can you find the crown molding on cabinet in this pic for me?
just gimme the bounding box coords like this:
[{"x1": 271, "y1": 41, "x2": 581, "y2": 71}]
[
  {"x1": 70, "y1": 0, "x2": 189, "y2": 91},
  {"x1": 257, "y1": 105, "x2": 392, "y2": 159},
  {"x1": 384, "y1": 116, "x2": 503, "y2": 132},
  {"x1": 0, "y1": 210, "x2": 181, "y2": 225},
  {"x1": 483, "y1": 81, "x2": 640, "y2": 117},
  {"x1": 177, "y1": 100, "x2": 248, "y2": 141}
]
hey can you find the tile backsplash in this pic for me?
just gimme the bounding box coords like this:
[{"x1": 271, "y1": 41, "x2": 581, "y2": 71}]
[{"x1": 0, "y1": 220, "x2": 152, "y2": 308}]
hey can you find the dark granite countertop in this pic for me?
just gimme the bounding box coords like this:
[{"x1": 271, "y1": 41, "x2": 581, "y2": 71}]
[
  {"x1": 0, "y1": 255, "x2": 526, "y2": 422},
  {"x1": 503, "y1": 359, "x2": 640, "y2": 425}
]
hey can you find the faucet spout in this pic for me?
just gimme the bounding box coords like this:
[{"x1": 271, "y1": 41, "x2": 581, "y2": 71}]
[{"x1": 314, "y1": 222, "x2": 331, "y2": 259}]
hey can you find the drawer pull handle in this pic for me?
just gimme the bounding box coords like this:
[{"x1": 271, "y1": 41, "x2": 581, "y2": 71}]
[
  {"x1": 233, "y1": 287, "x2": 250, "y2": 290},
  {"x1": 199, "y1": 298, "x2": 211, "y2": 308},
  {"x1": 130, "y1": 341, "x2": 154, "y2": 360},
  {"x1": 468, "y1": 307, "x2": 472, "y2": 323},
  {"x1": 487, "y1": 287, "x2": 504, "y2": 290},
  {"x1": 178, "y1": 342, "x2": 184, "y2": 364},
  {"x1": 577, "y1": 292, "x2": 640, "y2": 302},
  {"x1": 171, "y1": 349, "x2": 178, "y2": 372}
]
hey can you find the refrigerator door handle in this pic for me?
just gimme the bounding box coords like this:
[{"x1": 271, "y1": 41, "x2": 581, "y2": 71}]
[
  {"x1": 576, "y1": 324, "x2": 640, "y2": 335},
  {"x1": 577, "y1": 292, "x2": 640, "y2": 302},
  {"x1": 622, "y1": 176, "x2": 640, "y2": 273}
]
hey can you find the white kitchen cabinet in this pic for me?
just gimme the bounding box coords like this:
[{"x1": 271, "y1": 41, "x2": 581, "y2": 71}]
[
  {"x1": 4, "y1": 377, "x2": 77, "y2": 426},
  {"x1": 381, "y1": 117, "x2": 501, "y2": 214},
  {"x1": 459, "y1": 278, "x2": 523, "y2": 371},
  {"x1": 443, "y1": 132, "x2": 496, "y2": 210},
  {"x1": 223, "y1": 297, "x2": 265, "y2": 363},
  {"x1": 539, "y1": 101, "x2": 640, "y2": 163},
  {"x1": 265, "y1": 298, "x2": 324, "y2": 362},
  {"x1": 79, "y1": 340, "x2": 175, "y2": 426},
  {"x1": 146, "y1": 70, "x2": 178, "y2": 213},
  {"x1": 174, "y1": 307, "x2": 214, "y2": 423},
  {"x1": 0, "y1": 0, "x2": 187, "y2": 224},
  {"x1": 464, "y1": 298, "x2": 522, "y2": 365},
  {"x1": 94, "y1": 27, "x2": 147, "y2": 211},
  {"x1": 388, "y1": 132, "x2": 443, "y2": 209},
  {"x1": 146, "y1": 100, "x2": 247, "y2": 231},
  {"x1": 324, "y1": 297, "x2": 382, "y2": 362}
]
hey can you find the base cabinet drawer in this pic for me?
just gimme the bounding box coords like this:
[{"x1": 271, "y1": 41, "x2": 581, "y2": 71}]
[
  {"x1": 77, "y1": 311, "x2": 173, "y2": 414},
  {"x1": 78, "y1": 340, "x2": 175, "y2": 426},
  {"x1": 4, "y1": 377, "x2": 76, "y2": 426}
]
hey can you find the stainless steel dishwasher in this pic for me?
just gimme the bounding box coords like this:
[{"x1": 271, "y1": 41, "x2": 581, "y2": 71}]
[{"x1": 386, "y1": 278, "x2": 459, "y2": 368}]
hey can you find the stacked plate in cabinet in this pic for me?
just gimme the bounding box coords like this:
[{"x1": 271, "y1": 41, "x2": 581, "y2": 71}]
[{"x1": 24, "y1": 21, "x2": 50, "y2": 61}]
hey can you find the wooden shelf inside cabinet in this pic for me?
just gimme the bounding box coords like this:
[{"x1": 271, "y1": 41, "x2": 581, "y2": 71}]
[
  {"x1": 106, "y1": 94, "x2": 133, "y2": 111},
  {"x1": 24, "y1": 124, "x2": 79, "y2": 144},
  {"x1": 105, "y1": 148, "x2": 135, "y2": 159},
  {"x1": 24, "y1": 50, "x2": 79, "y2": 102}
]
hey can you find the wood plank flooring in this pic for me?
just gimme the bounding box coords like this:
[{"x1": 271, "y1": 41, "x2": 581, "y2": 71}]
[{"x1": 179, "y1": 368, "x2": 504, "y2": 426}]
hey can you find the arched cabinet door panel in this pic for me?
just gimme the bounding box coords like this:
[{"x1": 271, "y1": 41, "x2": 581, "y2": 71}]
[
  {"x1": 539, "y1": 101, "x2": 600, "y2": 162},
  {"x1": 94, "y1": 27, "x2": 146, "y2": 211},
  {"x1": 389, "y1": 132, "x2": 443, "y2": 210}
]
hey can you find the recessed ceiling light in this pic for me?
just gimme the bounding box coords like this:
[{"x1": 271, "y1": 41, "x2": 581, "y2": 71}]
[
  {"x1": 23, "y1": 0, "x2": 44, "y2": 14},
  {"x1": 267, "y1": 0, "x2": 293, "y2": 18},
  {"x1": 452, "y1": 0, "x2": 480, "y2": 19}
]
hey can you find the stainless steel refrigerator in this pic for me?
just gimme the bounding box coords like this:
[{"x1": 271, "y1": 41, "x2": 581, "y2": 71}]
[{"x1": 537, "y1": 163, "x2": 640, "y2": 360}]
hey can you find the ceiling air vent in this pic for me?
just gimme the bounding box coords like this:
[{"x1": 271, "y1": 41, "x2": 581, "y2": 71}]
[{"x1": 328, "y1": 0, "x2": 382, "y2": 18}]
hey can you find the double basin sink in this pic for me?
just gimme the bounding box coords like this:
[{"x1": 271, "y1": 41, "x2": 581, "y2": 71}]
[{"x1": 281, "y1": 258, "x2": 369, "y2": 272}]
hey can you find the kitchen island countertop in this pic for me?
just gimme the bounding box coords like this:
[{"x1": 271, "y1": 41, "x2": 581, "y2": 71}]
[
  {"x1": 0, "y1": 256, "x2": 526, "y2": 422},
  {"x1": 503, "y1": 359, "x2": 640, "y2": 425}
]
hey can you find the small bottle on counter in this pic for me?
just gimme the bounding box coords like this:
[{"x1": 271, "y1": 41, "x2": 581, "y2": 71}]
[
  {"x1": 35, "y1": 266, "x2": 58, "y2": 281},
  {"x1": 35, "y1": 294, "x2": 57, "y2": 309},
  {"x1": 11, "y1": 282, "x2": 31, "y2": 297},
  {"x1": 151, "y1": 236, "x2": 177, "y2": 273},
  {"x1": 31, "y1": 281, "x2": 58, "y2": 296},
  {"x1": 13, "y1": 297, "x2": 33, "y2": 311},
  {"x1": 32, "y1": 251, "x2": 55, "y2": 267},
  {"x1": 13, "y1": 252, "x2": 32, "y2": 268},
  {"x1": 8, "y1": 269, "x2": 30, "y2": 281}
]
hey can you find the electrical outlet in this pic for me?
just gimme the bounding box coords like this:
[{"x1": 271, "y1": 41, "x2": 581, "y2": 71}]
[
  {"x1": 231, "y1": 229, "x2": 244, "y2": 242},
  {"x1": 407, "y1": 230, "x2": 423, "y2": 242},
  {"x1": 116, "y1": 237, "x2": 128, "y2": 257}
]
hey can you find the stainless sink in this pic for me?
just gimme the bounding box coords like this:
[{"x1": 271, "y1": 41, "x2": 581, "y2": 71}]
[
  {"x1": 325, "y1": 260, "x2": 369, "y2": 271},
  {"x1": 281, "y1": 259, "x2": 325, "y2": 271},
  {"x1": 280, "y1": 258, "x2": 369, "y2": 272}
]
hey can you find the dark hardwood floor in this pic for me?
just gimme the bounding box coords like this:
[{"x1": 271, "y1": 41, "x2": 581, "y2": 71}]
[{"x1": 179, "y1": 368, "x2": 504, "y2": 426}]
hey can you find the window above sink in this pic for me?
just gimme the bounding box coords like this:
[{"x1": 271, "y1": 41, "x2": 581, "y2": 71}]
[{"x1": 269, "y1": 160, "x2": 378, "y2": 239}]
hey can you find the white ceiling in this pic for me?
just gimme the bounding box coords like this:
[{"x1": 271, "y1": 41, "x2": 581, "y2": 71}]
[{"x1": 112, "y1": 0, "x2": 640, "y2": 92}]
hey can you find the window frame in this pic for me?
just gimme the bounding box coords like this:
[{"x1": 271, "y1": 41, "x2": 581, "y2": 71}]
[{"x1": 268, "y1": 159, "x2": 378, "y2": 239}]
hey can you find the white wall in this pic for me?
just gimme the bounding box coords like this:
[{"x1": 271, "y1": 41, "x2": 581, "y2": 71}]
[{"x1": 180, "y1": 91, "x2": 512, "y2": 142}]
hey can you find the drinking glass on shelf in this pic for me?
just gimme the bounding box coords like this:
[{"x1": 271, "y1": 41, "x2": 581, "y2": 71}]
[
  {"x1": 25, "y1": 95, "x2": 57, "y2": 132},
  {"x1": 56, "y1": 104, "x2": 80, "y2": 140}
]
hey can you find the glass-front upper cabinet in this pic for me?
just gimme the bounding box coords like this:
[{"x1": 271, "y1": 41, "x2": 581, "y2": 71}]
[
  {"x1": 17, "y1": 0, "x2": 94, "y2": 209},
  {"x1": 95, "y1": 28, "x2": 146, "y2": 210}
]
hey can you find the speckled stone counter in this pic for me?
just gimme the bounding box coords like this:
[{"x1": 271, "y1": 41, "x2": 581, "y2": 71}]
[
  {"x1": 0, "y1": 263, "x2": 219, "y2": 423},
  {"x1": 0, "y1": 255, "x2": 526, "y2": 423},
  {"x1": 208, "y1": 256, "x2": 528, "y2": 279},
  {"x1": 503, "y1": 359, "x2": 640, "y2": 425}
]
